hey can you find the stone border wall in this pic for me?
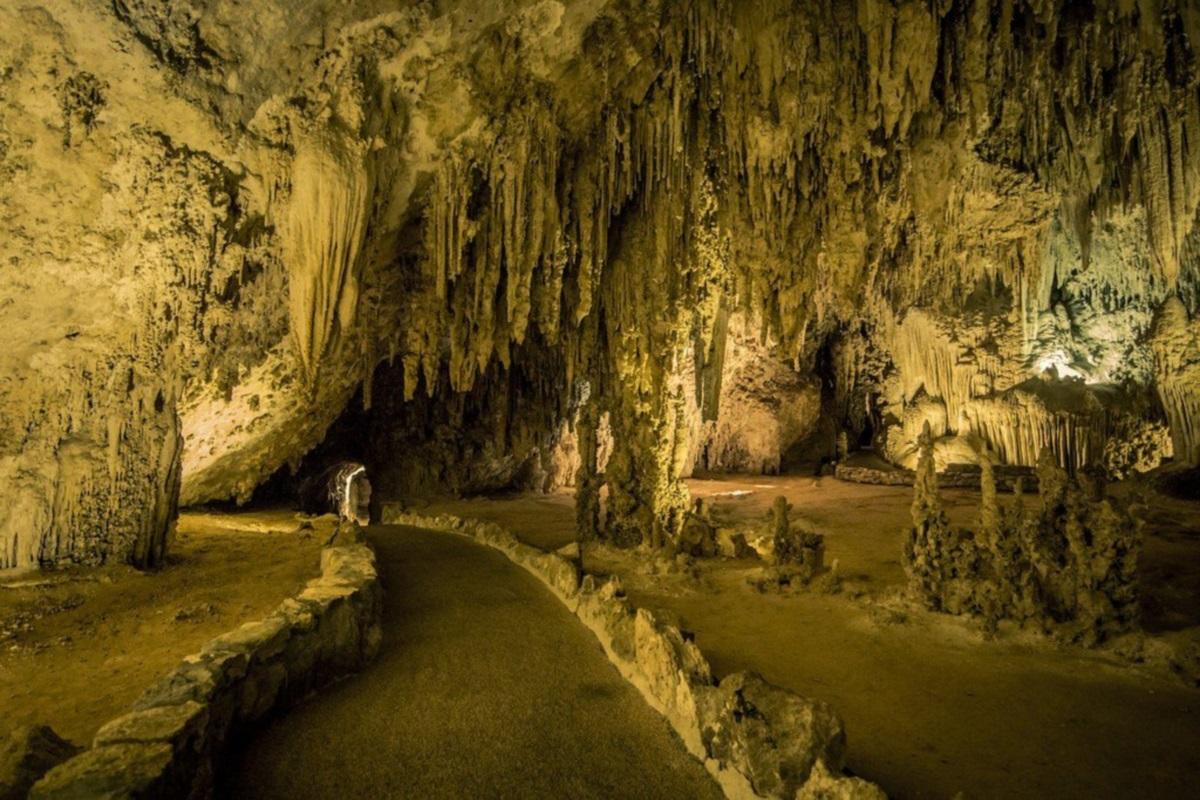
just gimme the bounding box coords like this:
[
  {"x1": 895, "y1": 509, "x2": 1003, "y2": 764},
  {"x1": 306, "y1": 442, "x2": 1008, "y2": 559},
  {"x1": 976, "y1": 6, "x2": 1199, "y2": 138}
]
[
  {"x1": 381, "y1": 505, "x2": 885, "y2": 800},
  {"x1": 29, "y1": 541, "x2": 382, "y2": 799}
]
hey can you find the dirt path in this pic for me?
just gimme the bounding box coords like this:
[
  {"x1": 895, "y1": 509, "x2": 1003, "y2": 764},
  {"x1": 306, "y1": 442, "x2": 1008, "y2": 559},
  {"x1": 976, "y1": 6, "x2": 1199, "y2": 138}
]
[{"x1": 227, "y1": 525, "x2": 722, "y2": 800}]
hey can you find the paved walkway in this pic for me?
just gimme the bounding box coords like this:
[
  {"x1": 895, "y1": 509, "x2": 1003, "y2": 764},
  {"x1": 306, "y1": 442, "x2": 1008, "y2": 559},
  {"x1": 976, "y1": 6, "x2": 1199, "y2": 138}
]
[{"x1": 228, "y1": 525, "x2": 721, "y2": 799}]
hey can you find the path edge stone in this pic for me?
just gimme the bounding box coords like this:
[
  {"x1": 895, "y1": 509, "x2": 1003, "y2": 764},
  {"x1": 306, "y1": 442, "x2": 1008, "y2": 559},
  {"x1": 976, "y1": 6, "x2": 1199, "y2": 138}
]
[
  {"x1": 381, "y1": 504, "x2": 886, "y2": 800},
  {"x1": 28, "y1": 535, "x2": 382, "y2": 800}
]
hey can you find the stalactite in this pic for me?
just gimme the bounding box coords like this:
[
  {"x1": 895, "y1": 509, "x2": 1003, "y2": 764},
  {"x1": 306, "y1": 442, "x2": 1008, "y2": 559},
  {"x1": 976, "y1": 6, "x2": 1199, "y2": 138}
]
[
  {"x1": 883, "y1": 306, "x2": 1026, "y2": 425},
  {"x1": 574, "y1": 393, "x2": 602, "y2": 543},
  {"x1": 9, "y1": 0, "x2": 1200, "y2": 567},
  {"x1": 407, "y1": 0, "x2": 1200, "y2": 534},
  {"x1": 420, "y1": 99, "x2": 566, "y2": 393},
  {"x1": 961, "y1": 389, "x2": 1107, "y2": 473}
]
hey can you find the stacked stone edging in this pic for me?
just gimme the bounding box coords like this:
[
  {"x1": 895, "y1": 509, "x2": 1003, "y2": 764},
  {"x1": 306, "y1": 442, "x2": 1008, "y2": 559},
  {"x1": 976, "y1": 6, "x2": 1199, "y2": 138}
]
[
  {"x1": 381, "y1": 505, "x2": 885, "y2": 800},
  {"x1": 29, "y1": 542, "x2": 382, "y2": 799}
]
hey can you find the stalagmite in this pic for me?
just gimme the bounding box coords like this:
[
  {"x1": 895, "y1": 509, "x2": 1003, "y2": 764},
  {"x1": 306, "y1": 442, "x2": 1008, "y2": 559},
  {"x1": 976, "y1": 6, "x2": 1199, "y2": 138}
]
[{"x1": 905, "y1": 442, "x2": 1142, "y2": 643}]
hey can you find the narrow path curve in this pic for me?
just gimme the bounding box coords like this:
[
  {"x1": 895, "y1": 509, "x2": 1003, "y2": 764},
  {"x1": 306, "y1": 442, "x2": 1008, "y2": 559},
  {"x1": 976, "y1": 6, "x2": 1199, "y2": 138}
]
[{"x1": 227, "y1": 525, "x2": 722, "y2": 799}]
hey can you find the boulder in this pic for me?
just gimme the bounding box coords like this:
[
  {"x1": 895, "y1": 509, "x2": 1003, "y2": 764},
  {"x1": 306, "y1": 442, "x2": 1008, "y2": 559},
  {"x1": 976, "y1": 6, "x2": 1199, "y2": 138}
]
[
  {"x1": 29, "y1": 743, "x2": 175, "y2": 800},
  {"x1": 702, "y1": 672, "x2": 846, "y2": 799},
  {"x1": 0, "y1": 726, "x2": 80, "y2": 800},
  {"x1": 615, "y1": 609, "x2": 717, "y2": 759},
  {"x1": 92, "y1": 703, "x2": 208, "y2": 750}
]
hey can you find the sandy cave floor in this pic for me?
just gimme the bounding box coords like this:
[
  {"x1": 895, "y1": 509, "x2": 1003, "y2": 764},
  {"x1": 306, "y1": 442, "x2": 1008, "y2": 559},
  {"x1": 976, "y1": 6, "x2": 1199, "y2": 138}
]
[
  {"x1": 0, "y1": 510, "x2": 330, "y2": 746},
  {"x1": 1, "y1": 477, "x2": 1197, "y2": 798},
  {"x1": 416, "y1": 474, "x2": 1200, "y2": 800}
]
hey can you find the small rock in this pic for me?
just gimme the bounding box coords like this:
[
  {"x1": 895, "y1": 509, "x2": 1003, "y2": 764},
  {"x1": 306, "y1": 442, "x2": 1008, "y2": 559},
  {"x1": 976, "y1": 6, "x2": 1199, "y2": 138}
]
[
  {"x1": 796, "y1": 758, "x2": 887, "y2": 799},
  {"x1": 28, "y1": 742, "x2": 173, "y2": 799},
  {"x1": 173, "y1": 603, "x2": 219, "y2": 623}
]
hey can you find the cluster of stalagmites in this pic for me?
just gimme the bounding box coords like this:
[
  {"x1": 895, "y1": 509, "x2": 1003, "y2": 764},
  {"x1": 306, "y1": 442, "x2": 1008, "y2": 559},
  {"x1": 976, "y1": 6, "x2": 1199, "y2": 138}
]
[
  {"x1": 754, "y1": 497, "x2": 829, "y2": 591},
  {"x1": 671, "y1": 495, "x2": 832, "y2": 595},
  {"x1": 904, "y1": 425, "x2": 1141, "y2": 645}
]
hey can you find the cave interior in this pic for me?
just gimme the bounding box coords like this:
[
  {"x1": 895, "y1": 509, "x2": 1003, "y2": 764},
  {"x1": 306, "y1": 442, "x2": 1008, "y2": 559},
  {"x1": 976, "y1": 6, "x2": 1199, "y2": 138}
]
[{"x1": 2, "y1": 1, "x2": 1200, "y2": 798}]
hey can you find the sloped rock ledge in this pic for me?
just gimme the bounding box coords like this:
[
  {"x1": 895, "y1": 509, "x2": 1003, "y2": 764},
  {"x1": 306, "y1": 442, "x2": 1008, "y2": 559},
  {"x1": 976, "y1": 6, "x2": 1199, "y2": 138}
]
[
  {"x1": 381, "y1": 504, "x2": 884, "y2": 800},
  {"x1": 835, "y1": 462, "x2": 1037, "y2": 492},
  {"x1": 28, "y1": 541, "x2": 381, "y2": 799}
]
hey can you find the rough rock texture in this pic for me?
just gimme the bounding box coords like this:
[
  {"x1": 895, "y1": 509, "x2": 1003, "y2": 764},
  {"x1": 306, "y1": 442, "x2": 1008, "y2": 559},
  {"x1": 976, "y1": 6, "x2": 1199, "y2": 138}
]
[
  {"x1": 28, "y1": 540, "x2": 381, "y2": 798},
  {"x1": 0, "y1": 726, "x2": 80, "y2": 800},
  {"x1": 4, "y1": 1, "x2": 1200, "y2": 565}
]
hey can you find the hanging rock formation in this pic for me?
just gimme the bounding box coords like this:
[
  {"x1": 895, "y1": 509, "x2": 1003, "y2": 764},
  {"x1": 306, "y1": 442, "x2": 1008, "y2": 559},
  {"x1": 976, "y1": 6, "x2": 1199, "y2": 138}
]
[
  {"x1": 3, "y1": 1, "x2": 1200, "y2": 566},
  {"x1": 1151, "y1": 296, "x2": 1200, "y2": 465}
]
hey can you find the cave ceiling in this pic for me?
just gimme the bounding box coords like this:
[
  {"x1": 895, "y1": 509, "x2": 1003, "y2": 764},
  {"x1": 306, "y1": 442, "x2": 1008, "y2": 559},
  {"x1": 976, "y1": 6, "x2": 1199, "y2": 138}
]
[{"x1": 2, "y1": 0, "x2": 1199, "y2": 567}]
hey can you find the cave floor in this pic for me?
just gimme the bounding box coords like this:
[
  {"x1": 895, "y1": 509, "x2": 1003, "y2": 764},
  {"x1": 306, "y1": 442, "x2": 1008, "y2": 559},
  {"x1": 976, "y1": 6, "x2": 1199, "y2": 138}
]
[
  {"x1": 417, "y1": 475, "x2": 1200, "y2": 800},
  {"x1": 0, "y1": 509, "x2": 328, "y2": 746},
  {"x1": 227, "y1": 524, "x2": 722, "y2": 800}
]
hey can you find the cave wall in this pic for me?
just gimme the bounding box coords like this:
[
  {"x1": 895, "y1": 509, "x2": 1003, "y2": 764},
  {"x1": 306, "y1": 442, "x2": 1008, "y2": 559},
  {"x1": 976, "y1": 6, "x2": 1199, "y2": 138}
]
[
  {"x1": 681, "y1": 311, "x2": 824, "y2": 476},
  {"x1": 3, "y1": 0, "x2": 1200, "y2": 565}
]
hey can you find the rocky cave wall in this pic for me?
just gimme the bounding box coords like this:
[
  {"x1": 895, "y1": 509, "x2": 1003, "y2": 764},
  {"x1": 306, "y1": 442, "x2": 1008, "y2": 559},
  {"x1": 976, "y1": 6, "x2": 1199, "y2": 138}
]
[{"x1": 3, "y1": 0, "x2": 1200, "y2": 567}]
